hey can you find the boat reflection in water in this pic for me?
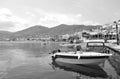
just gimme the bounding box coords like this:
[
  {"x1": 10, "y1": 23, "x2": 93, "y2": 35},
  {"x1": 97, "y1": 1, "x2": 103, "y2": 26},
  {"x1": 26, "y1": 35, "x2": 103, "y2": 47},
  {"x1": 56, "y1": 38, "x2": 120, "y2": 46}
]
[{"x1": 51, "y1": 60, "x2": 108, "y2": 78}]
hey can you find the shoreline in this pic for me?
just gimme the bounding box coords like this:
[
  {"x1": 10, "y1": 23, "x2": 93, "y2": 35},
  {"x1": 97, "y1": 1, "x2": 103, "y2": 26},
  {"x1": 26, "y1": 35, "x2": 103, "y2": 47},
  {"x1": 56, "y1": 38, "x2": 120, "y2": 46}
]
[
  {"x1": 0, "y1": 41, "x2": 47, "y2": 43},
  {"x1": 0, "y1": 41, "x2": 65, "y2": 43}
]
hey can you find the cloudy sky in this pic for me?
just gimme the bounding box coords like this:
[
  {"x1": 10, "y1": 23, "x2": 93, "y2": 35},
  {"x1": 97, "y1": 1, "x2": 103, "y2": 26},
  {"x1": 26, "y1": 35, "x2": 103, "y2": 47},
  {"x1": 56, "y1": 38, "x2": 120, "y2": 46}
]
[{"x1": 0, "y1": 0, "x2": 120, "y2": 32}]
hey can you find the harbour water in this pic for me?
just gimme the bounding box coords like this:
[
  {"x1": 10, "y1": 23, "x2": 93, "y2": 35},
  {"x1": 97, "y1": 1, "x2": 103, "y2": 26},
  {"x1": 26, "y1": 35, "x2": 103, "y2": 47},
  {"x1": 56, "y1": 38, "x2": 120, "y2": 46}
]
[{"x1": 0, "y1": 42, "x2": 119, "y2": 79}]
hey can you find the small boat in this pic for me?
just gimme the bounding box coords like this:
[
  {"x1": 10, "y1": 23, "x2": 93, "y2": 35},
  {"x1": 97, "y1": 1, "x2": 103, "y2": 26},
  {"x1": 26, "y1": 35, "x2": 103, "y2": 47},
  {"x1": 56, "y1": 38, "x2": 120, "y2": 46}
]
[{"x1": 51, "y1": 42, "x2": 112, "y2": 65}]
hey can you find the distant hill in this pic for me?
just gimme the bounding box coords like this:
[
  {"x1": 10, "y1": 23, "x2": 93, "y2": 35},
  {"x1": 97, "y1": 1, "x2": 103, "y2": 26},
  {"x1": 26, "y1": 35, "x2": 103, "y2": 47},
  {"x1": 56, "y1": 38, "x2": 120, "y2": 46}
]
[
  {"x1": 14, "y1": 25, "x2": 49, "y2": 37},
  {"x1": 0, "y1": 31, "x2": 13, "y2": 39},
  {"x1": 48, "y1": 24, "x2": 101, "y2": 36},
  {"x1": 0, "y1": 24, "x2": 102, "y2": 39}
]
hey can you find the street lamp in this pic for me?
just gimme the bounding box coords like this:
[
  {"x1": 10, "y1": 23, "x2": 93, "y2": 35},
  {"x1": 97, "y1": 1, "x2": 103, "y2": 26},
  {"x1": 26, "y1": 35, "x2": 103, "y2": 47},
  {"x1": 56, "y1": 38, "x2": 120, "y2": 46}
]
[{"x1": 113, "y1": 20, "x2": 120, "y2": 45}]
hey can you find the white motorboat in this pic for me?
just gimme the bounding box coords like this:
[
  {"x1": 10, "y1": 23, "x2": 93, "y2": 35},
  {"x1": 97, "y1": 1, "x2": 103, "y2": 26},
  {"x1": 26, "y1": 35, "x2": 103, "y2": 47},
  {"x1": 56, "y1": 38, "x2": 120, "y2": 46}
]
[
  {"x1": 51, "y1": 41, "x2": 112, "y2": 65},
  {"x1": 52, "y1": 51, "x2": 112, "y2": 65}
]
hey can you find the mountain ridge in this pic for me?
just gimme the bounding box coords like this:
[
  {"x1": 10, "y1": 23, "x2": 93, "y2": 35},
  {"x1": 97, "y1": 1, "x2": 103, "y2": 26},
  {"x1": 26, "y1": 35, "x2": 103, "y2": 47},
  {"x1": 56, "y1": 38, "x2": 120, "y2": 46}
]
[
  {"x1": 0, "y1": 24, "x2": 101, "y2": 39},
  {"x1": 48, "y1": 24, "x2": 101, "y2": 36}
]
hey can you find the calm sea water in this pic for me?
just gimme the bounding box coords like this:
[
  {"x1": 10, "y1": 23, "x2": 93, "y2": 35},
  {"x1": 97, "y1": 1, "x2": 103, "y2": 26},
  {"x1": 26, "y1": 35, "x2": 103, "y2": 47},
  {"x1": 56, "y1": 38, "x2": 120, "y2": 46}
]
[{"x1": 0, "y1": 42, "x2": 119, "y2": 79}]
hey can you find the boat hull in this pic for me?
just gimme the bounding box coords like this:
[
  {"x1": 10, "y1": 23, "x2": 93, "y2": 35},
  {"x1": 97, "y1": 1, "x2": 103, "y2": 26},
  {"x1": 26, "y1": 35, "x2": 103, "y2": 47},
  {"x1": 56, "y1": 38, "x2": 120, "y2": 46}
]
[
  {"x1": 52, "y1": 52, "x2": 112, "y2": 65},
  {"x1": 54, "y1": 58, "x2": 106, "y2": 65}
]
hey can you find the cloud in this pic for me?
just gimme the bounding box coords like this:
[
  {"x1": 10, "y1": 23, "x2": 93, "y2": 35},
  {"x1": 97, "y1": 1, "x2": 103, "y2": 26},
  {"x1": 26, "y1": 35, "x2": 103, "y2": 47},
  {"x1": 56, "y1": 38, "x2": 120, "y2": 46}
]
[
  {"x1": 25, "y1": 11, "x2": 36, "y2": 17},
  {"x1": 0, "y1": 8, "x2": 100, "y2": 32},
  {"x1": 0, "y1": 8, "x2": 12, "y2": 15},
  {"x1": 81, "y1": 21, "x2": 100, "y2": 25},
  {"x1": 26, "y1": 8, "x2": 99, "y2": 27},
  {"x1": 38, "y1": 12, "x2": 99, "y2": 27},
  {"x1": 38, "y1": 13, "x2": 81, "y2": 27},
  {"x1": 0, "y1": 8, "x2": 29, "y2": 32}
]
